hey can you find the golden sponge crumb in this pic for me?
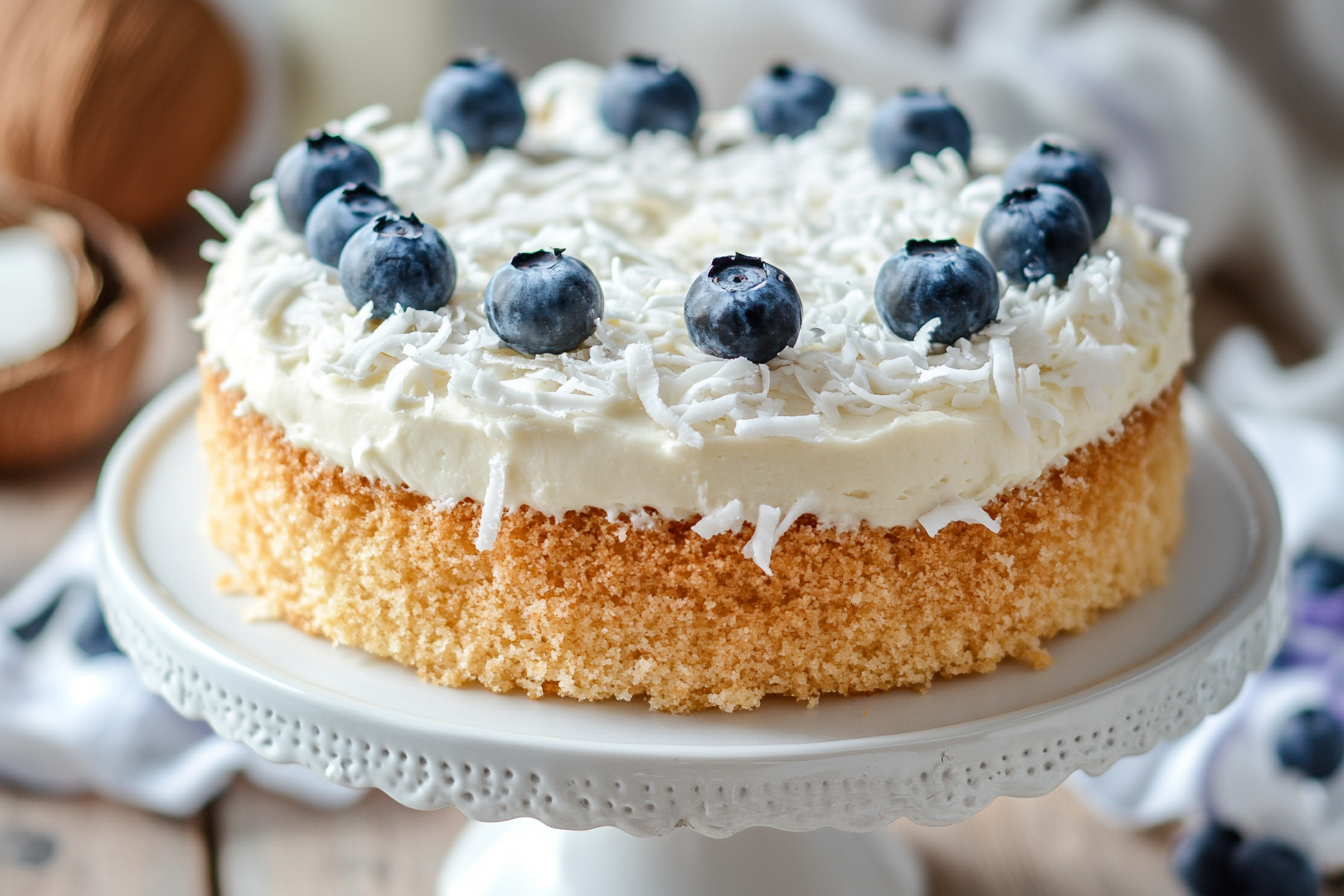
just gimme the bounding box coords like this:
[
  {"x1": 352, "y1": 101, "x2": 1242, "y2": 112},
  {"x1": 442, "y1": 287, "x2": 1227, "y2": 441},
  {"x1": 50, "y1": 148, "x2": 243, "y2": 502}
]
[{"x1": 199, "y1": 365, "x2": 1187, "y2": 713}]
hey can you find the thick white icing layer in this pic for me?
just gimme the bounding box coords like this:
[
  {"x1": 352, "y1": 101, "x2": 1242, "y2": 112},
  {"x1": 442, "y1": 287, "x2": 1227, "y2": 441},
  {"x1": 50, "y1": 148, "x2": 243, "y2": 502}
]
[{"x1": 196, "y1": 61, "x2": 1191, "y2": 558}]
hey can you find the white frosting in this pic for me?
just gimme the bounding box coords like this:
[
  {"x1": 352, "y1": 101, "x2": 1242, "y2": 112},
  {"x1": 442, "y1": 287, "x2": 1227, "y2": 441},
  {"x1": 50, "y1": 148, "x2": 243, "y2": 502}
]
[{"x1": 195, "y1": 60, "x2": 1192, "y2": 570}]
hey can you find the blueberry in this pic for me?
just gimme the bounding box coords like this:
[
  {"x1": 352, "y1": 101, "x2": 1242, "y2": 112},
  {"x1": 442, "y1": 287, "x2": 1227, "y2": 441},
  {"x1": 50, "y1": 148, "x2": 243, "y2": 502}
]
[
  {"x1": 979, "y1": 184, "x2": 1093, "y2": 286},
  {"x1": 745, "y1": 63, "x2": 837, "y2": 138},
  {"x1": 1270, "y1": 640, "x2": 1320, "y2": 670},
  {"x1": 1277, "y1": 707, "x2": 1344, "y2": 779},
  {"x1": 1004, "y1": 137, "x2": 1113, "y2": 238},
  {"x1": 273, "y1": 130, "x2": 381, "y2": 233},
  {"x1": 304, "y1": 182, "x2": 398, "y2": 268},
  {"x1": 1229, "y1": 837, "x2": 1317, "y2": 896},
  {"x1": 684, "y1": 254, "x2": 802, "y2": 364},
  {"x1": 599, "y1": 54, "x2": 701, "y2": 139},
  {"x1": 484, "y1": 249, "x2": 604, "y2": 355},
  {"x1": 1172, "y1": 822, "x2": 1242, "y2": 896},
  {"x1": 874, "y1": 239, "x2": 999, "y2": 344},
  {"x1": 338, "y1": 213, "x2": 456, "y2": 318},
  {"x1": 422, "y1": 55, "x2": 526, "y2": 155},
  {"x1": 870, "y1": 89, "x2": 971, "y2": 172},
  {"x1": 1293, "y1": 547, "x2": 1344, "y2": 596}
]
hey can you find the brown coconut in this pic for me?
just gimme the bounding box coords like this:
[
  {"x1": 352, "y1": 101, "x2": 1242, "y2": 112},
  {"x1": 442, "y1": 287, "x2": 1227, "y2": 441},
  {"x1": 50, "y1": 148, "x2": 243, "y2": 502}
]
[
  {"x1": 0, "y1": 176, "x2": 156, "y2": 471},
  {"x1": 0, "y1": 0, "x2": 248, "y2": 232}
]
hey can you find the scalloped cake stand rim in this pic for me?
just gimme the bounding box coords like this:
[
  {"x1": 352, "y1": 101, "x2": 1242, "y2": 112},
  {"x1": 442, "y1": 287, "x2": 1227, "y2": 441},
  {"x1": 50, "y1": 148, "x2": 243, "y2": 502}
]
[{"x1": 96, "y1": 373, "x2": 1287, "y2": 835}]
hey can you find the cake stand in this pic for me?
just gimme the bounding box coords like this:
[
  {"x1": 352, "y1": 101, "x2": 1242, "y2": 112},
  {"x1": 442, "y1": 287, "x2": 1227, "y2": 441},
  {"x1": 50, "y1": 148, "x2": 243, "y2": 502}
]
[{"x1": 97, "y1": 374, "x2": 1287, "y2": 896}]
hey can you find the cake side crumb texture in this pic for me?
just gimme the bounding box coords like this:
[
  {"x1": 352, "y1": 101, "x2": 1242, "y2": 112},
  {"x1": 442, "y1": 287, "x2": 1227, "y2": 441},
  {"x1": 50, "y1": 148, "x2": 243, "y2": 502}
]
[{"x1": 200, "y1": 365, "x2": 1188, "y2": 713}]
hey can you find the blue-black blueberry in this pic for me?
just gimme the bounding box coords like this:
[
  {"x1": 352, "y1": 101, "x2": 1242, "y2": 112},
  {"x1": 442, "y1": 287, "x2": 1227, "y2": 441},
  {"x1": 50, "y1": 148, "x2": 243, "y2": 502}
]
[
  {"x1": 979, "y1": 184, "x2": 1093, "y2": 287},
  {"x1": 338, "y1": 213, "x2": 456, "y2": 318},
  {"x1": 484, "y1": 248, "x2": 604, "y2": 355},
  {"x1": 1004, "y1": 137, "x2": 1113, "y2": 238},
  {"x1": 684, "y1": 253, "x2": 802, "y2": 364},
  {"x1": 274, "y1": 130, "x2": 381, "y2": 233},
  {"x1": 1292, "y1": 546, "x2": 1344, "y2": 596},
  {"x1": 745, "y1": 63, "x2": 837, "y2": 138},
  {"x1": 1229, "y1": 837, "x2": 1318, "y2": 896},
  {"x1": 305, "y1": 182, "x2": 398, "y2": 268},
  {"x1": 874, "y1": 238, "x2": 999, "y2": 344},
  {"x1": 870, "y1": 89, "x2": 971, "y2": 172},
  {"x1": 1277, "y1": 707, "x2": 1344, "y2": 779},
  {"x1": 422, "y1": 55, "x2": 526, "y2": 155},
  {"x1": 599, "y1": 54, "x2": 700, "y2": 139},
  {"x1": 1172, "y1": 822, "x2": 1242, "y2": 896}
]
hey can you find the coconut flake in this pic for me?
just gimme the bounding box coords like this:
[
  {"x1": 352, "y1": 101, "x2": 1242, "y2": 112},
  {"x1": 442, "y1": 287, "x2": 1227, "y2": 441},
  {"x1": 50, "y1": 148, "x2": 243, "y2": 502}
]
[
  {"x1": 249, "y1": 260, "x2": 318, "y2": 323},
  {"x1": 775, "y1": 492, "x2": 821, "y2": 538},
  {"x1": 678, "y1": 393, "x2": 740, "y2": 425},
  {"x1": 471, "y1": 369, "x2": 616, "y2": 415},
  {"x1": 918, "y1": 499, "x2": 1001, "y2": 537},
  {"x1": 383, "y1": 358, "x2": 432, "y2": 410},
  {"x1": 188, "y1": 190, "x2": 240, "y2": 238},
  {"x1": 742, "y1": 504, "x2": 783, "y2": 574},
  {"x1": 1133, "y1": 204, "x2": 1191, "y2": 266},
  {"x1": 626, "y1": 342, "x2": 704, "y2": 447},
  {"x1": 691, "y1": 499, "x2": 745, "y2": 539},
  {"x1": 989, "y1": 336, "x2": 1031, "y2": 441},
  {"x1": 912, "y1": 317, "x2": 941, "y2": 355},
  {"x1": 474, "y1": 454, "x2": 508, "y2": 551},
  {"x1": 733, "y1": 415, "x2": 823, "y2": 440}
]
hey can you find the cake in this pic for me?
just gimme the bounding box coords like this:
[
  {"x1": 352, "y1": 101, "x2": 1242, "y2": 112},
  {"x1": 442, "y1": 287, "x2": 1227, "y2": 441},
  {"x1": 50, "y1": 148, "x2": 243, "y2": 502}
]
[{"x1": 193, "y1": 60, "x2": 1192, "y2": 713}]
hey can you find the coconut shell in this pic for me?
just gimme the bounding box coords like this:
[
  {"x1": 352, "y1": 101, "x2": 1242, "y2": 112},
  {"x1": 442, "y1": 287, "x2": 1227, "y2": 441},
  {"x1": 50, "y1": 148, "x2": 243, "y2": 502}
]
[
  {"x1": 0, "y1": 0, "x2": 247, "y2": 232},
  {"x1": 0, "y1": 176, "x2": 155, "y2": 471}
]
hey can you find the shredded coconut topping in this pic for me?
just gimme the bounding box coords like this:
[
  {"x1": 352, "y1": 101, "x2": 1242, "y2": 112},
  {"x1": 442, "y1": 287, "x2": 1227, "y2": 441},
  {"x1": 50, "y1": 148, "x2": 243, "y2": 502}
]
[
  {"x1": 475, "y1": 454, "x2": 508, "y2": 551},
  {"x1": 919, "y1": 499, "x2": 1003, "y2": 537},
  {"x1": 197, "y1": 60, "x2": 1192, "y2": 574}
]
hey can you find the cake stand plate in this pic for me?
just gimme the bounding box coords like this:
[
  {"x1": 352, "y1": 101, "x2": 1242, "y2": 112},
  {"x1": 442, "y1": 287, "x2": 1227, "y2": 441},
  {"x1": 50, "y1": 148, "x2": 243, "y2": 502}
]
[{"x1": 97, "y1": 374, "x2": 1286, "y2": 896}]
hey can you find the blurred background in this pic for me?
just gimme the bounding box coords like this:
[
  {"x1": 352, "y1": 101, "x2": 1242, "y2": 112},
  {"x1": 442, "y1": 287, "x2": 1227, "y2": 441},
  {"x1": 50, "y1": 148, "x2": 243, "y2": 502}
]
[{"x1": 4, "y1": 0, "x2": 1344, "y2": 893}]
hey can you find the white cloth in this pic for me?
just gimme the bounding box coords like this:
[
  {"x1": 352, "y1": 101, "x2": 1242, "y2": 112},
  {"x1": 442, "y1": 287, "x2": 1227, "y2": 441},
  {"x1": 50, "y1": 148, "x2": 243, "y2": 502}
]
[
  {"x1": 0, "y1": 509, "x2": 363, "y2": 817},
  {"x1": 1072, "y1": 327, "x2": 1344, "y2": 873}
]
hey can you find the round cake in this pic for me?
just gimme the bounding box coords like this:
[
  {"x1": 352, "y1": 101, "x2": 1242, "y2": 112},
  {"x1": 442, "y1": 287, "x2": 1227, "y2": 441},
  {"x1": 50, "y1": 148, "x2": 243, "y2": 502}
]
[{"x1": 195, "y1": 60, "x2": 1192, "y2": 712}]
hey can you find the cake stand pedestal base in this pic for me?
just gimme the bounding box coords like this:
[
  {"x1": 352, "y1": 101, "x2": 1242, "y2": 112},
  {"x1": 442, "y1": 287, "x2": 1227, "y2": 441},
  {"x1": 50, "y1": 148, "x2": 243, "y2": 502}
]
[{"x1": 437, "y1": 819, "x2": 926, "y2": 896}]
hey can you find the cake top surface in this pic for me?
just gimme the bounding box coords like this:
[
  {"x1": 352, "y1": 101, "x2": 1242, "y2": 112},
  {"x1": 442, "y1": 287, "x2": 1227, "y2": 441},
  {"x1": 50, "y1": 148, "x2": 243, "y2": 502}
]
[{"x1": 196, "y1": 60, "x2": 1191, "y2": 561}]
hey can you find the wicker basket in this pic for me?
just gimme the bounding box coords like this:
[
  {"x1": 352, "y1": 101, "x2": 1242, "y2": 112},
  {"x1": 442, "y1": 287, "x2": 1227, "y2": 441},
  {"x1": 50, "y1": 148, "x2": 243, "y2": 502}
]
[{"x1": 0, "y1": 177, "x2": 156, "y2": 471}]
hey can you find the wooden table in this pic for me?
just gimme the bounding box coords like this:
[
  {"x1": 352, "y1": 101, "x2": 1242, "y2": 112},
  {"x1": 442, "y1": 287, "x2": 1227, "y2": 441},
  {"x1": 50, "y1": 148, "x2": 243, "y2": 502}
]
[
  {"x1": 0, "y1": 217, "x2": 1324, "y2": 896},
  {"x1": 1, "y1": 778, "x2": 1193, "y2": 896}
]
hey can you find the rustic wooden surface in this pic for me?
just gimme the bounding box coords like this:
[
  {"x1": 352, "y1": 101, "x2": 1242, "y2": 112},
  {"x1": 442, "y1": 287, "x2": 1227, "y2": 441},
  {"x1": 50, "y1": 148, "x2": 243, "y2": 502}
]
[
  {"x1": 896, "y1": 787, "x2": 1187, "y2": 896},
  {"x1": 0, "y1": 784, "x2": 210, "y2": 896},
  {"x1": 213, "y1": 780, "x2": 464, "y2": 896},
  {"x1": 0, "y1": 777, "x2": 1207, "y2": 896}
]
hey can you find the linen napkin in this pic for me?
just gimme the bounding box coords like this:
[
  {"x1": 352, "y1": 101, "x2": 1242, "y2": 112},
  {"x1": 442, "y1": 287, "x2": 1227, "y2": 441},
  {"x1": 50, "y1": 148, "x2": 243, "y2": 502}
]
[{"x1": 0, "y1": 508, "x2": 362, "y2": 816}]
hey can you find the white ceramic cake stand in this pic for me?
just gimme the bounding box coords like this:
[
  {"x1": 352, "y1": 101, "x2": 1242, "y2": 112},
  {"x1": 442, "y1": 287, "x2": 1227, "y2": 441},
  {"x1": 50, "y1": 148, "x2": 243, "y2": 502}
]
[{"x1": 97, "y1": 374, "x2": 1286, "y2": 896}]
